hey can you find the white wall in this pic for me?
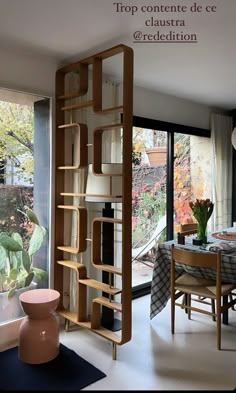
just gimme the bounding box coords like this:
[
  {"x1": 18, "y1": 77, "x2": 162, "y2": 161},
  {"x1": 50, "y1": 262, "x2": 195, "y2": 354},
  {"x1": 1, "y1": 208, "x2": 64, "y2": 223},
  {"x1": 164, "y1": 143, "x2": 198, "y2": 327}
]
[
  {"x1": 134, "y1": 85, "x2": 212, "y2": 130},
  {"x1": 0, "y1": 47, "x2": 213, "y2": 129},
  {"x1": 0, "y1": 47, "x2": 58, "y2": 97}
]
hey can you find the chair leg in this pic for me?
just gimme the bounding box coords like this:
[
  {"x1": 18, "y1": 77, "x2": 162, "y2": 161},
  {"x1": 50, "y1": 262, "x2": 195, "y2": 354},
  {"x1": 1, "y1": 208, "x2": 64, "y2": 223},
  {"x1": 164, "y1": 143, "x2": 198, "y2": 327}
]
[
  {"x1": 211, "y1": 299, "x2": 216, "y2": 321},
  {"x1": 184, "y1": 294, "x2": 188, "y2": 314},
  {"x1": 187, "y1": 294, "x2": 191, "y2": 319},
  {"x1": 171, "y1": 294, "x2": 175, "y2": 334},
  {"x1": 216, "y1": 299, "x2": 221, "y2": 350},
  {"x1": 230, "y1": 293, "x2": 235, "y2": 310},
  {"x1": 223, "y1": 296, "x2": 228, "y2": 325},
  {"x1": 181, "y1": 294, "x2": 189, "y2": 314}
]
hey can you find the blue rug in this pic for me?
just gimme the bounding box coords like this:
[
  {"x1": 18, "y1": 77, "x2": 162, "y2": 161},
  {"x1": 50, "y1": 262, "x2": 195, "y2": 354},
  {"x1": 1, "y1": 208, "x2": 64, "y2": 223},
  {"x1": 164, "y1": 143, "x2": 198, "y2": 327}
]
[{"x1": 0, "y1": 343, "x2": 106, "y2": 391}]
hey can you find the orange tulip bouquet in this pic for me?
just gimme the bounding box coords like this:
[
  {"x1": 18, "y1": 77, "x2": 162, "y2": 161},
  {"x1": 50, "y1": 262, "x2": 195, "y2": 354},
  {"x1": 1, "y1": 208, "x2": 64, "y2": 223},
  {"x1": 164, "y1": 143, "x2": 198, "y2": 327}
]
[{"x1": 189, "y1": 198, "x2": 214, "y2": 244}]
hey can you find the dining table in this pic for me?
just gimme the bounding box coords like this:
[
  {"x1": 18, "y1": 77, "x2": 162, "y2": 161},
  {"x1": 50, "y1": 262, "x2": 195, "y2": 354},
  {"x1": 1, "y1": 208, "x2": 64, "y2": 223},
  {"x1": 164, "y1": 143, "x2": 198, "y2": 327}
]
[{"x1": 150, "y1": 227, "x2": 236, "y2": 320}]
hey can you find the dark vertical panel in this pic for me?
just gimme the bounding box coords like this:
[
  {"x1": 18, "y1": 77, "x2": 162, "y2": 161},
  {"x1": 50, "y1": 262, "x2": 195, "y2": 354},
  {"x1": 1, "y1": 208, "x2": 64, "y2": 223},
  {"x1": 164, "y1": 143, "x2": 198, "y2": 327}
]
[
  {"x1": 33, "y1": 98, "x2": 50, "y2": 282},
  {"x1": 167, "y1": 132, "x2": 174, "y2": 240},
  {"x1": 232, "y1": 110, "x2": 236, "y2": 223},
  {"x1": 101, "y1": 204, "x2": 115, "y2": 328}
]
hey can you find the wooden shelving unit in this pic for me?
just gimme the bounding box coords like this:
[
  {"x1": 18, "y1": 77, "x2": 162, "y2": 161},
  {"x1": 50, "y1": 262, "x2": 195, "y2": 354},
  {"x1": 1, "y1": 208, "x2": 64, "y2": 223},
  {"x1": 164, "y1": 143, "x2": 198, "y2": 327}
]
[{"x1": 55, "y1": 44, "x2": 133, "y2": 359}]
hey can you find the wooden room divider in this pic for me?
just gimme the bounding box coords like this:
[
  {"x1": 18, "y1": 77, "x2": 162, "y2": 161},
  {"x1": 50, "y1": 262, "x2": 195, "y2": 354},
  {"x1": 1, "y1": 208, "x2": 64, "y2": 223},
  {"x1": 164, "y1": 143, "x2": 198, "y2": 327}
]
[{"x1": 55, "y1": 44, "x2": 133, "y2": 359}]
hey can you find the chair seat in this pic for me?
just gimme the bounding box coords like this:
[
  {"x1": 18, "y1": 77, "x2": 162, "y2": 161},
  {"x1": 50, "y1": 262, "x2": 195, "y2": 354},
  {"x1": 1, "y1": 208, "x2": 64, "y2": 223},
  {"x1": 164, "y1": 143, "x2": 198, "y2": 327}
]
[
  {"x1": 206, "y1": 284, "x2": 236, "y2": 296},
  {"x1": 175, "y1": 277, "x2": 236, "y2": 298},
  {"x1": 176, "y1": 273, "x2": 215, "y2": 286}
]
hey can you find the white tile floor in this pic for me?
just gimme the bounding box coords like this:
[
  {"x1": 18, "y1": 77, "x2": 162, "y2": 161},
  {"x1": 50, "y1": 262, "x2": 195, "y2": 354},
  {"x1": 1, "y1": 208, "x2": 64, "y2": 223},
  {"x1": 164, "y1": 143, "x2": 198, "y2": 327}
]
[{"x1": 60, "y1": 294, "x2": 236, "y2": 390}]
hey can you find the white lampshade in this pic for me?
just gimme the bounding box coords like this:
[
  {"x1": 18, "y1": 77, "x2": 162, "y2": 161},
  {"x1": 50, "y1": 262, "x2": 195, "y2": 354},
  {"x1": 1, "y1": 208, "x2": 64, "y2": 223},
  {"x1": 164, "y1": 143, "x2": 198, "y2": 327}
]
[
  {"x1": 232, "y1": 127, "x2": 236, "y2": 149},
  {"x1": 85, "y1": 163, "x2": 122, "y2": 202}
]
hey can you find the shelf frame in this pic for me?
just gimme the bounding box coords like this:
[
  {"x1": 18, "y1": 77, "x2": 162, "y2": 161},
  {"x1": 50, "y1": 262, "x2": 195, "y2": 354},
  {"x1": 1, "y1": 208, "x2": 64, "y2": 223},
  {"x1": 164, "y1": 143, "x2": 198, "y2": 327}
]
[{"x1": 55, "y1": 43, "x2": 133, "y2": 356}]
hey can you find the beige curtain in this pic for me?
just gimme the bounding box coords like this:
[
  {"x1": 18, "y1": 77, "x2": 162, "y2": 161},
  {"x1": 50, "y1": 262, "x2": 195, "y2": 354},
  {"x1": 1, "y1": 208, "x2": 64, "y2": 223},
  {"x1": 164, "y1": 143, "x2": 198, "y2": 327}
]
[
  {"x1": 64, "y1": 71, "x2": 122, "y2": 313},
  {"x1": 211, "y1": 112, "x2": 233, "y2": 231}
]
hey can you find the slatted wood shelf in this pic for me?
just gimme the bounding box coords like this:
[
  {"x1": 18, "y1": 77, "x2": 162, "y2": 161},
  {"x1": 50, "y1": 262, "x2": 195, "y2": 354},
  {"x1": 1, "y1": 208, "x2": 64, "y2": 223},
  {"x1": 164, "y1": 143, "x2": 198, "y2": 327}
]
[
  {"x1": 95, "y1": 105, "x2": 123, "y2": 115},
  {"x1": 77, "y1": 321, "x2": 92, "y2": 329},
  {"x1": 60, "y1": 192, "x2": 122, "y2": 199},
  {"x1": 61, "y1": 100, "x2": 94, "y2": 111},
  {"x1": 93, "y1": 217, "x2": 122, "y2": 224},
  {"x1": 57, "y1": 246, "x2": 80, "y2": 254},
  {"x1": 77, "y1": 320, "x2": 122, "y2": 344},
  {"x1": 57, "y1": 166, "x2": 79, "y2": 170},
  {"x1": 93, "y1": 296, "x2": 122, "y2": 312},
  {"x1": 58, "y1": 92, "x2": 84, "y2": 100},
  {"x1": 93, "y1": 264, "x2": 122, "y2": 275},
  {"x1": 90, "y1": 326, "x2": 122, "y2": 344},
  {"x1": 79, "y1": 278, "x2": 122, "y2": 295},
  {"x1": 57, "y1": 260, "x2": 84, "y2": 270},
  {"x1": 58, "y1": 123, "x2": 80, "y2": 129},
  {"x1": 57, "y1": 309, "x2": 78, "y2": 323}
]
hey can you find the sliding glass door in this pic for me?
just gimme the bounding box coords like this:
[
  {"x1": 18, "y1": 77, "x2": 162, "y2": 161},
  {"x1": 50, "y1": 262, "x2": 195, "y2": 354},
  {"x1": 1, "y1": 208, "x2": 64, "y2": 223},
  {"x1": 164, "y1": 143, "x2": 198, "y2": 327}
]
[
  {"x1": 132, "y1": 127, "x2": 167, "y2": 292},
  {"x1": 173, "y1": 133, "x2": 212, "y2": 238},
  {"x1": 132, "y1": 116, "x2": 211, "y2": 298}
]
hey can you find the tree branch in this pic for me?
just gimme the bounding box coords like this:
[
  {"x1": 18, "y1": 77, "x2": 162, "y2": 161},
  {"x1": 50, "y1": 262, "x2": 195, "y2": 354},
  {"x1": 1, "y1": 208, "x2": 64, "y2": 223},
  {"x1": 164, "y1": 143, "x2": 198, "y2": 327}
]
[
  {"x1": 7, "y1": 130, "x2": 34, "y2": 153},
  {"x1": 7, "y1": 154, "x2": 21, "y2": 167}
]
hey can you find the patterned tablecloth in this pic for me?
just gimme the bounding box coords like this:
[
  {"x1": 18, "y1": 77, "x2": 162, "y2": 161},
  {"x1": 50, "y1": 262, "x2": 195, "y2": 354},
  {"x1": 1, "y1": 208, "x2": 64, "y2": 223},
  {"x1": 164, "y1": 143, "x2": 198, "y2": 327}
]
[{"x1": 150, "y1": 235, "x2": 236, "y2": 320}]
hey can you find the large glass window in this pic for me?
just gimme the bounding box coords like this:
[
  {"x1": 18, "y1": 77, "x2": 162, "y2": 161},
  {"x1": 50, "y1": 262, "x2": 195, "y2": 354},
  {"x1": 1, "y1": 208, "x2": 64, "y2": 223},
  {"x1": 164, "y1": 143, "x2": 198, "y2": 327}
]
[
  {"x1": 173, "y1": 133, "x2": 212, "y2": 237},
  {"x1": 132, "y1": 127, "x2": 167, "y2": 290},
  {"x1": 0, "y1": 89, "x2": 51, "y2": 325},
  {"x1": 132, "y1": 116, "x2": 211, "y2": 298}
]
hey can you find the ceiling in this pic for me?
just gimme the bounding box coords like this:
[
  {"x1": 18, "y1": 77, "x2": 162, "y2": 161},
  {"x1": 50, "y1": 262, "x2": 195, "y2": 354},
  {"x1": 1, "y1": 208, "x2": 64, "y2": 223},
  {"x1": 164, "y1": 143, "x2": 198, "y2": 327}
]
[{"x1": 0, "y1": 0, "x2": 235, "y2": 110}]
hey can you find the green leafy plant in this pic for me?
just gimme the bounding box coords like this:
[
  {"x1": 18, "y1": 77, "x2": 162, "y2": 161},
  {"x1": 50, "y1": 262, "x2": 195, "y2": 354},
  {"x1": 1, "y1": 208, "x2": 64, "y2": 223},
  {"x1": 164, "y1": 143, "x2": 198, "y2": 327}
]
[
  {"x1": 0, "y1": 207, "x2": 48, "y2": 298},
  {"x1": 132, "y1": 182, "x2": 166, "y2": 247}
]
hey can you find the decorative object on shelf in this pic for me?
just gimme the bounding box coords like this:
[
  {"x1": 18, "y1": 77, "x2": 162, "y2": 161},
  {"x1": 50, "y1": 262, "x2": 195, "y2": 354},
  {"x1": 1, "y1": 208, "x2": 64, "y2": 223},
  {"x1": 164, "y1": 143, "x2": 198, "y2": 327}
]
[
  {"x1": 189, "y1": 198, "x2": 214, "y2": 244},
  {"x1": 231, "y1": 127, "x2": 236, "y2": 149}
]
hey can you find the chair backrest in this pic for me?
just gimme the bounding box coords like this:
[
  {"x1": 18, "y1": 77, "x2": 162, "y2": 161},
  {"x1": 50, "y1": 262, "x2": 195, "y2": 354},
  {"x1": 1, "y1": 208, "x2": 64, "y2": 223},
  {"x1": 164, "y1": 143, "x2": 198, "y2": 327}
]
[
  {"x1": 179, "y1": 223, "x2": 198, "y2": 236},
  {"x1": 171, "y1": 245, "x2": 222, "y2": 302},
  {"x1": 171, "y1": 244, "x2": 220, "y2": 270}
]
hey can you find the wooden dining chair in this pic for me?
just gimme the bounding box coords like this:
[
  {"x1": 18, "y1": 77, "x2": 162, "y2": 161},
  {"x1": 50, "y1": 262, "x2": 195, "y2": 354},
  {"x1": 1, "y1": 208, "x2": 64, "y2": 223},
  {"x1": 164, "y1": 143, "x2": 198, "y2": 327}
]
[
  {"x1": 178, "y1": 223, "x2": 219, "y2": 315},
  {"x1": 178, "y1": 223, "x2": 205, "y2": 311},
  {"x1": 171, "y1": 244, "x2": 236, "y2": 350}
]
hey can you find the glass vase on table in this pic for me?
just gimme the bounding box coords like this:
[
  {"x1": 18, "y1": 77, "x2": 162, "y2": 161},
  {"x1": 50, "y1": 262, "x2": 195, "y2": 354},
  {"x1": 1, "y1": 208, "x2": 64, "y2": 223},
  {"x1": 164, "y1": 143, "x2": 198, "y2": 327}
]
[{"x1": 197, "y1": 222, "x2": 207, "y2": 244}]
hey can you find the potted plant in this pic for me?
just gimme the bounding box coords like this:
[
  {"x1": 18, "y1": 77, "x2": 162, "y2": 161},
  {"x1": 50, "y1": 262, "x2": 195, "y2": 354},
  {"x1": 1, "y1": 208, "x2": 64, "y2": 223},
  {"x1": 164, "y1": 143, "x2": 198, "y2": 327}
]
[
  {"x1": 146, "y1": 130, "x2": 167, "y2": 166},
  {"x1": 0, "y1": 207, "x2": 48, "y2": 323}
]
